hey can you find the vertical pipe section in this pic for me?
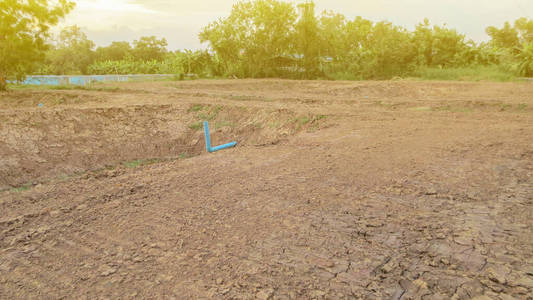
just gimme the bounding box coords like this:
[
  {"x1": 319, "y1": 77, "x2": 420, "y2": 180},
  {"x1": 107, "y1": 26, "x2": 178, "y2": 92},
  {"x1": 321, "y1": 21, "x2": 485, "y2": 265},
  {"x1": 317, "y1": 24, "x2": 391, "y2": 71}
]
[{"x1": 203, "y1": 121, "x2": 212, "y2": 152}]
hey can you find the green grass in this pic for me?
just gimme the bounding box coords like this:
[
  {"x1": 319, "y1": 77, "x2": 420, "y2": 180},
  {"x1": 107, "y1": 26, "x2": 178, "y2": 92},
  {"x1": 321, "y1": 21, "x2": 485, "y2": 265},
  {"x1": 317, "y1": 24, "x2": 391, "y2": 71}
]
[
  {"x1": 123, "y1": 158, "x2": 161, "y2": 168},
  {"x1": 268, "y1": 121, "x2": 281, "y2": 129},
  {"x1": 214, "y1": 121, "x2": 235, "y2": 129},
  {"x1": 6, "y1": 84, "x2": 120, "y2": 92},
  {"x1": 197, "y1": 105, "x2": 223, "y2": 121},
  {"x1": 11, "y1": 182, "x2": 33, "y2": 192},
  {"x1": 188, "y1": 121, "x2": 203, "y2": 130},
  {"x1": 225, "y1": 95, "x2": 274, "y2": 102},
  {"x1": 294, "y1": 114, "x2": 328, "y2": 130},
  {"x1": 411, "y1": 66, "x2": 516, "y2": 82},
  {"x1": 296, "y1": 116, "x2": 311, "y2": 125},
  {"x1": 188, "y1": 104, "x2": 205, "y2": 112}
]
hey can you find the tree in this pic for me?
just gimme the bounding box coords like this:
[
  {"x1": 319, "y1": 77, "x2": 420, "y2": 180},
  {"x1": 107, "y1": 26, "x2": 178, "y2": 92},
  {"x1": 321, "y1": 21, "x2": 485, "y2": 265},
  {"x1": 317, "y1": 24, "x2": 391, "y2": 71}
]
[
  {"x1": 318, "y1": 11, "x2": 346, "y2": 60},
  {"x1": 132, "y1": 36, "x2": 168, "y2": 61},
  {"x1": 45, "y1": 25, "x2": 95, "y2": 74},
  {"x1": 514, "y1": 18, "x2": 533, "y2": 44},
  {"x1": 95, "y1": 41, "x2": 132, "y2": 61},
  {"x1": 486, "y1": 21, "x2": 520, "y2": 50},
  {"x1": 200, "y1": 0, "x2": 297, "y2": 77},
  {"x1": 413, "y1": 19, "x2": 435, "y2": 66},
  {"x1": 364, "y1": 21, "x2": 416, "y2": 78},
  {"x1": 0, "y1": 0, "x2": 74, "y2": 90},
  {"x1": 295, "y1": 1, "x2": 320, "y2": 78}
]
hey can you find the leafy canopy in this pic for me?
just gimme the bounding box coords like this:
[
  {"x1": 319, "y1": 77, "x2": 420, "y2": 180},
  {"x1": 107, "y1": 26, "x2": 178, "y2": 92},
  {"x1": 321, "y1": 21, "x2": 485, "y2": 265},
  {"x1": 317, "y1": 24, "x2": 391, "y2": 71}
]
[{"x1": 0, "y1": 0, "x2": 74, "y2": 90}]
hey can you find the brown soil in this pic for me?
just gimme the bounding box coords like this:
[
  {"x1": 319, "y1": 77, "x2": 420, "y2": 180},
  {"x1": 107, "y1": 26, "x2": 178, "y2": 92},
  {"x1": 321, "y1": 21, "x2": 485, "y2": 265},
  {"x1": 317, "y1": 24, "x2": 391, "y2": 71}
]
[{"x1": 1, "y1": 79, "x2": 532, "y2": 299}]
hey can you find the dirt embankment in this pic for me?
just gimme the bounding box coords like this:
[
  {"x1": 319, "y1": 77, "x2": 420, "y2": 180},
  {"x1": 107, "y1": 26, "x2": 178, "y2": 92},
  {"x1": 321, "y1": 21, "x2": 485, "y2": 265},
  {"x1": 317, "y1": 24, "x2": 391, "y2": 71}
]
[{"x1": 0, "y1": 89, "x2": 327, "y2": 188}]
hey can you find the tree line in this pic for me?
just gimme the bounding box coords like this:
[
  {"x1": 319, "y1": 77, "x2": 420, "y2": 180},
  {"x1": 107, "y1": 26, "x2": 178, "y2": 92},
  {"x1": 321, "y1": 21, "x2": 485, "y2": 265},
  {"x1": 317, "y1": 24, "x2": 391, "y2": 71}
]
[{"x1": 1, "y1": 0, "x2": 532, "y2": 90}]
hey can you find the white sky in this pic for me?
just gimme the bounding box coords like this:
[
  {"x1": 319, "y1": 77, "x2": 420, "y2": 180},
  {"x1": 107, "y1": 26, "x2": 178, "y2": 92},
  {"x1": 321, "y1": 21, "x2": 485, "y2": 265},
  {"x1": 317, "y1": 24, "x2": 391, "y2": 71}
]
[{"x1": 58, "y1": 0, "x2": 533, "y2": 50}]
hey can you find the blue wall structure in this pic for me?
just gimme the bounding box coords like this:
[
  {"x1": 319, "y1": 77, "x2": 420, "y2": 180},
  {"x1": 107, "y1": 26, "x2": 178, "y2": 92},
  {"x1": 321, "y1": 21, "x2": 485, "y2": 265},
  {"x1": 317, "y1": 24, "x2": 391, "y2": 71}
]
[{"x1": 8, "y1": 74, "x2": 175, "y2": 86}]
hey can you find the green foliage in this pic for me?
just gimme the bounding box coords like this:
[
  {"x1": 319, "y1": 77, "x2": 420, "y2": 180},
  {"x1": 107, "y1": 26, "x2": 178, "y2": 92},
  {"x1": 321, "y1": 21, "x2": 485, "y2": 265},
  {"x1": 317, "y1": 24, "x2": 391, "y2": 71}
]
[
  {"x1": 0, "y1": 0, "x2": 75, "y2": 90},
  {"x1": 486, "y1": 22, "x2": 520, "y2": 50},
  {"x1": 95, "y1": 41, "x2": 132, "y2": 61},
  {"x1": 188, "y1": 104, "x2": 205, "y2": 112},
  {"x1": 123, "y1": 158, "x2": 161, "y2": 168},
  {"x1": 88, "y1": 57, "x2": 161, "y2": 74},
  {"x1": 198, "y1": 2, "x2": 524, "y2": 80},
  {"x1": 39, "y1": 25, "x2": 95, "y2": 75},
  {"x1": 412, "y1": 65, "x2": 516, "y2": 82},
  {"x1": 199, "y1": 0, "x2": 298, "y2": 77},
  {"x1": 132, "y1": 36, "x2": 168, "y2": 61},
  {"x1": 3, "y1": 0, "x2": 531, "y2": 84},
  {"x1": 296, "y1": 2, "x2": 320, "y2": 78},
  {"x1": 485, "y1": 18, "x2": 533, "y2": 77},
  {"x1": 11, "y1": 182, "x2": 32, "y2": 192},
  {"x1": 517, "y1": 42, "x2": 533, "y2": 77},
  {"x1": 85, "y1": 50, "x2": 214, "y2": 76},
  {"x1": 188, "y1": 122, "x2": 203, "y2": 130}
]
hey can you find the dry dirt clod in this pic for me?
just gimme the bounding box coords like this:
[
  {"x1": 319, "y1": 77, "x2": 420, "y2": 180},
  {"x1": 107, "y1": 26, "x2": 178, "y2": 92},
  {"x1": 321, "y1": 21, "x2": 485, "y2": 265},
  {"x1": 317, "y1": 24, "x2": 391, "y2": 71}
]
[
  {"x1": 99, "y1": 265, "x2": 117, "y2": 277},
  {"x1": 256, "y1": 288, "x2": 274, "y2": 300},
  {"x1": 487, "y1": 267, "x2": 508, "y2": 285},
  {"x1": 513, "y1": 276, "x2": 533, "y2": 288},
  {"x1": 381, "y1": 259, "x2": 396, "y2": 273}
]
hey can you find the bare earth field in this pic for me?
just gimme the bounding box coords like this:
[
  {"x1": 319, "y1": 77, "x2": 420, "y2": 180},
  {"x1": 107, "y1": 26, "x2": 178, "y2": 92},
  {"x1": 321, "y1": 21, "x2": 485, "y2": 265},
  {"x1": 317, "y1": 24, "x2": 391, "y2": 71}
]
[{"x1": 0, "y1": 79, "x2": 532, "y2": 299}]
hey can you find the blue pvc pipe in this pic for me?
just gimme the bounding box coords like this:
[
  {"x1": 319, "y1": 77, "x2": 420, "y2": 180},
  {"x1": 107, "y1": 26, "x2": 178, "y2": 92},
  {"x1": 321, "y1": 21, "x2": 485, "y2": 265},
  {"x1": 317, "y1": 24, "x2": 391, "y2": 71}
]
[
  {"x1": 210, "y1": 142, "x2": 237, "y2": 152},
  {"x1": 203, "y1": 121, "x2": 237, "y2": 153},
  {"x1": 203, "y1": 121, "x2": 212, "y2": 152}
]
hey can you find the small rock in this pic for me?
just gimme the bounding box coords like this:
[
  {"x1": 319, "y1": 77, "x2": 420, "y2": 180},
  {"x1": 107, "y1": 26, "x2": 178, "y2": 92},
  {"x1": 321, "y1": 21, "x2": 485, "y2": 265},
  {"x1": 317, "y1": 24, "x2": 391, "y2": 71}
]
[
  {"x1": 425, "y1": 188, "x2": 437, "y2": 195},
  {"x1": 487, "y1": 267, "x2": 507, "y2": 284},
  {"x1": 429, "y1": 260, "x2": 439, "y2": 267},
  {"x1": 36, "y1": 226, "x2": 49, "y2": 234},
  {"x1": 76, "y1": 204, "x2": 88, "y2": 210},
  {"x1": 216, "y1": 278, "x2": 224, "y2": 285},
  {"x1": 49, "y1": 210, "x2": 61, "y2": 217},
  {"x1": 366, "y1": 221, "x2": 384, "y2": 228},
  {"x1": 436, "y1": 233, "x2": 446, "y2": 239},
  {"x1": 106, "y1": 170, "x2": 118, "y2": 177},
  {"x1": 499, "y1": 294, "x2": 518, "y2": 300},
  {"x1": 381, "y1": 259, "x2": 396, "y2": 273}
]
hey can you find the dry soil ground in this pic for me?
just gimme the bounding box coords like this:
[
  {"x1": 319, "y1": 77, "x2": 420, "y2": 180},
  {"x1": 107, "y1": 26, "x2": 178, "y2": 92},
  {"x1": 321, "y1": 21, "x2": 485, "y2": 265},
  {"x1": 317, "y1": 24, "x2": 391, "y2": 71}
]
[{"x1": 0, "y1": 79, "x2": 532, "y2": 299}]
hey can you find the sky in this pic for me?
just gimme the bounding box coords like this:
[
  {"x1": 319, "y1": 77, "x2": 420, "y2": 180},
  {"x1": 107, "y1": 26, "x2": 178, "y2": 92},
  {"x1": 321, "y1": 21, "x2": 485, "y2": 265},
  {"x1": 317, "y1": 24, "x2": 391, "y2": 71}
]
[{"x1": 58, "y1": 0, "x2": 533, "y2": 50}]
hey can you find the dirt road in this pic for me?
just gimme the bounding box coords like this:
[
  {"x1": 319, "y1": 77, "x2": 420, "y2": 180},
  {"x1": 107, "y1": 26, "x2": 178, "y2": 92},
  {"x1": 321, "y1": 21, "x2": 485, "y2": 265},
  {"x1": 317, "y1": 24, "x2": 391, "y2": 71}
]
[{"x1": 1, "y1": 80, "x2": 532, "y2": 299}]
